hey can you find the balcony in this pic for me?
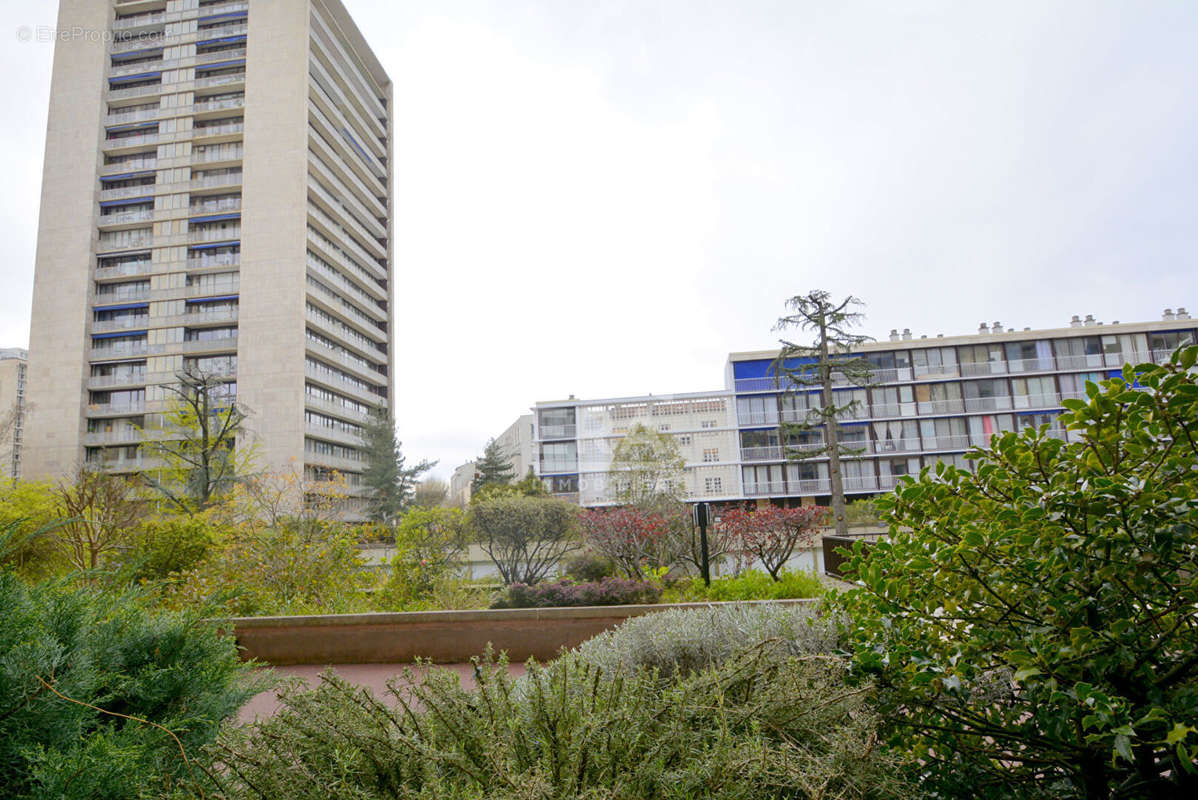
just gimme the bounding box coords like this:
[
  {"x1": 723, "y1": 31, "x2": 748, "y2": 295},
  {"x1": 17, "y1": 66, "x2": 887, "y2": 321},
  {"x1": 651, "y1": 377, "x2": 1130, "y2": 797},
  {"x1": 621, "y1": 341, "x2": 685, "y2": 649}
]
[
  {"x1": 869, "y1": 402, "x2": 915, "y2": 418},
  {"x1": 189, "y1": 226, "x2": 241, "y2": 243},
  {"x1": 960, "y1": 361, "x2": 1008, "y2": 377},
  {"x1": 191, "y1": 172, "x2": 243, "y2": 191},
  {"x1": 181, "y1": 337, "x2": 239, "y2": 355},
  {"x1": 740, "y1": 445, "x2": 785, "y2": 462},
  {"x1": 304, "y1": 363, "x2": 384, "y2": 406},
  {"x1": 105, "y1": 106, "x2": 161, "y2": 125},
  {"x1": 89, "y1": 344, "x2": 151, "y2": 360},
  {"x1": 113, "y1": 12, "x2": 165, "y2": 30},
  {"x1": 1007, "y1": 356, "x2": 1056, "y2": 374},
  {"x1": 912, "y1": 365, "x2": 960, "y2": 380},
  {"x1": 86, "y1": 401, "x2": 146, "y2": 417},
  {"x1": 964, "y1": 395, "x2": 1013, "y2": 412},
  {"x1": 101, "y1": 157, "x2": 157, "y2": 175},
  {"x1": 308, "y1": 204, "x2": 387, "y2": 277},
  {"x1": 304, "y1": 452, "x2": 366, "y2": 474},
  {"x1": 196, "y1": 47, "x2": 247, "y2": 65},
  {"x1": 540, "y1": 424, "x2": 576, "y2": 440},
  {"x1": 916, "y1": 398, "x2": 965, "y2": 415},
  {"x1": 922, "y1": 434, "x2": 971, "y2": 451},
  {"x1": 98, "y1": 233, "x2": 153, "y2": 252},
  {"x1": 865, "y1": 366, "x2": 913, "y2": 384},
  {"x1": 84, "y1": 429, "x2": 143, "y2": 446},
  {"x1": 100, "y1": 184, "x2": 156, "y2": 201},
  {"x1": 305, "y1": 395, "x2": 373, "y2": 424},
  {"x1": 195, "y1": 96, "x2": 245, "y2": 113},
  {"x1": 189, "y1": 198, "x2": 242, "y2": 215},
  {"x1": 1012, "y1": 393, "x2": 1061, "y2": 410},
  {"x1": 181, "y1": 308, "x2": 239, "y2": 326},
  {"x1": 1052, "y1": 354, "x2": 1106, "y2": 371},
  {"x1": 108, "y1": 83, "x2": 164, "y2": 101},
  {"x1": 192, "y1": 121, "x2": 244, "y2": 139},
  {"x1": 305, "y1": 341, "x2": 385, "y2": 384},
  {"x1": 99, "y1": 209, "x2": 154, "y2": 226},
  {"x1": 193, "y1": 146, "x2": 244, "y2": 164},
  {"x1": 105, "y1": 132, "x2": 159, "y2": 149},
  {"x1": 113, "y1": 35, "x2": 164, "y2": 53},
  {"x1": 308, "y1": 177, "x2": 386, "y2": 252},
  {"x1": 92, "y1": 316, "x2": 150, "y2": 334},
  {"x1": 195, "y1": 72, "x2": 246, "y2": 90},
  {"x1": 187, "y1": 253, "x2": 240, "y2": 270},
  {"x1": 873, "y1": 437, "x2": 923, "y2": 454},
  {"x1": 185, "y1": 280, "x2": 240, "y2": 298},
  {"x1": 307, "y1": 253, "x2": 387, "y2": 307},
  {"x1": 87, "y1": 373, "x2": 148, "y2": 390},
  {"x1": 95, "y1": 261, "x2": 152, "y2": 280},
  {"x1": 305, "y1": 423, "x2": 363, "y2": 448},
  {"x1": 111, "y1": 59, "x2": 165, "y2": 78}
]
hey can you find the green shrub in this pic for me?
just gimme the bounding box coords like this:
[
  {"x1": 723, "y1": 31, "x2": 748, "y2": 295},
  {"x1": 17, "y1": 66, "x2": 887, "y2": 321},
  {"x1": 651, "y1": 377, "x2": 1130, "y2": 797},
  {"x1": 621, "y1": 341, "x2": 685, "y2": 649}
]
[
  {"x1": 563, "y1": 550, "x2": 616, "y2": 581},
  {"x1": 0, "y1": 569, "x2": 261, "y2": 800},
  {"x1": 381, "y1": 506, "x2": 469, "y2": 604},
  {"x1": 837, "y1": 347, "x2": 1198, "y2": 799},
  {"x1": 663, "y1": 568, "x2": 827, "y2": 602},
  {"x1": 117, "y1": 513, "x2": 220, "y2": 581},
  {"x1": 574, "y1": 601, "x2": 836, "y2": 680},
  {"x1": 491, "y1": 576, "x2": 662, "y2": 608},
  {"x1": 207, "y1": 609, "x2": 916, "y2": 799}
]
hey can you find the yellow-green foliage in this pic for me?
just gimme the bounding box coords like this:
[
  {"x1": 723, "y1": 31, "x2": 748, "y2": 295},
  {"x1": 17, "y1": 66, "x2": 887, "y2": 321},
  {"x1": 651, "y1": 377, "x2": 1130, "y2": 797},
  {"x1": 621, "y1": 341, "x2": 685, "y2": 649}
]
[
  {"x1": 0, "y1": 480, "x2": 68, "y2": 579},
  {"x1": 663, "y1": 568, "x2": 827, "y2": 602}
]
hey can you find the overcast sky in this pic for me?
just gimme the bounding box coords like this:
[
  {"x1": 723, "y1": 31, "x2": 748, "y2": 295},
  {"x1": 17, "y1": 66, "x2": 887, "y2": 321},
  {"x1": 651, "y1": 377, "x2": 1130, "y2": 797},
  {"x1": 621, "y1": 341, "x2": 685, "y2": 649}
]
[{"x1": 1, "y1": 1, "x2": 1196, "y2": 480}]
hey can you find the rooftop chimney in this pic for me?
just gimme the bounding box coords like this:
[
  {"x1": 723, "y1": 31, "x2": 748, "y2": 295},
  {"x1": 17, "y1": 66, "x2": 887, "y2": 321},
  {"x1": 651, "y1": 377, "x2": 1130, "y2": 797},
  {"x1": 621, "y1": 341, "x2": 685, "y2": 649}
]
[
  {"x1": 1178, "y1": 307, "x2": 1191, "y2": 320},
  {"x1": 1163, "y1": 308, "x2": 1176, "y2": 321},
  {"x1": 992, "y1": 321, "x2": 1004, "y2": 334},
  {"x1": 889, "y1": 329, "x2": 901, "y2": 342},
  {"x1": 1069, "y1": 315, "x2": 1082, "y2": 327},
  {"x1": 902, "y1": 328, "x2": 912, "y2": 341},
  {"x1": 978, "y1": 322, "x2": 990, "y2": 334},
  {"x1": 1084, "y1": 314, "x2": 1096, "y2": 327}
]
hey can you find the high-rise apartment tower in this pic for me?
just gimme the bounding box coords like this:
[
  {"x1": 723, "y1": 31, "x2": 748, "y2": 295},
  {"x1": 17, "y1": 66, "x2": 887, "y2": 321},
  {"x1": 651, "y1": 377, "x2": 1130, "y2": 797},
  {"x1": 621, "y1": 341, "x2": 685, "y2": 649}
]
[{"x1": 24, "y1": 0, "x2": 394, "y2": 501}]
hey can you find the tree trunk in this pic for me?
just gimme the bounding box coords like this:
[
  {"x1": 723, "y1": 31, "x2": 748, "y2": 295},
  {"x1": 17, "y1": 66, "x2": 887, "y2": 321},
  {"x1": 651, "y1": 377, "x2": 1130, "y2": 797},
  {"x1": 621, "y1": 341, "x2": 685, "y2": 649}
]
[{"x1": 820, "y1": 318, "x2": 848, "y2": 536}]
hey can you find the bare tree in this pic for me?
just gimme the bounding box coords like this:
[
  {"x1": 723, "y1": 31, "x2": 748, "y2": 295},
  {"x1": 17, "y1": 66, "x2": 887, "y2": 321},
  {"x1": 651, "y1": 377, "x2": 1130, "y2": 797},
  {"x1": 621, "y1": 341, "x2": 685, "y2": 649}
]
[
  {"x1": 773, "y1": 291, "x2": 873, "y2": 536},
  {"x1": 56, "y1": 468, "x2": 146, "y2": 571},
  {"x1": 143, "y1": 366, "x2": 252, "y2": 513},
  {"x1": 470, "y1": 496, "x2": 578, "y2": 584}
]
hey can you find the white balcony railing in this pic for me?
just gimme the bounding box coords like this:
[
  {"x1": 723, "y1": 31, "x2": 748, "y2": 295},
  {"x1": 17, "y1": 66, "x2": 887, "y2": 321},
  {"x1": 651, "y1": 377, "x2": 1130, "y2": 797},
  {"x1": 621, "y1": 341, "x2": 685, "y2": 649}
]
[
  {"x1": 916, "y1": 399, "x2": 965, "y2": 415},
  {"x1": 1012, "y1": 393, "x2": 1061, "y2": 410},
  {"x1": 959, "y1": 361, "x2": 1008, "y2": 377},
  {"x1": 922, "y1": 434, "x2": 971, "y2": 451},
  {"x1": 100, "y1": 185, "x2": 155, "y2": 201},
  {"x1": 92, "y1": 317, "x2": 150, "y2": 334},
  {"x1": 195, "y1": 73, "x2": 246, "y2": 90},
  {"x1": 108, "y1": 83, "x2": 163, "y2": 101},
  {"x1": 194, "y1": 97, "x2": 245, "y2": 113},
  {"x1": 1007, "y1": 356, "x2": 1056, "y2": 374},
  {"x1": 113, "y1": 12, "x2": 165, "y2": 30},
  {"x1": 964, "y1": 395, "x2": 1014, "y2": 412},
  {"x1": 99, "y1": 209, "x2": 154, "y2": 225}
]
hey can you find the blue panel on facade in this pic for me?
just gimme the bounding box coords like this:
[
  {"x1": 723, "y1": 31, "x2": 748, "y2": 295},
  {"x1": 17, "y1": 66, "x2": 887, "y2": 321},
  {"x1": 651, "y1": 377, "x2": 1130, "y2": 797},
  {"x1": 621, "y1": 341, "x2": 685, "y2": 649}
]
[
  {"x1": 99, "y1": 196, "x2": 153, "y2": 208},
  {"x1": 197, "y1": 11, "x2": 248, "y2": 22},
  {"x1": 189, "y1": 213, "x2": 241, "y2": 223},
  {"x1": 197, "y1": 35, "x2": 247, "y2": 46},
  {"x1": 731, "y1": 356, "x2": 818, "y2": 380},
  {"x1": 111, "y1": 46, "x2": 163, "y2": 60},
  {"x1": 105, "y1": 121, "x2": 158, "y2": 133},
  {"x1": 196, "y1": 59, "x2": 245, "y2": 71},
  {"x1": 92, "y1": 330, "x2": 147, "y2": 340},
  {"x1": 188, "y1": 241, "x2": 240, "y2": 250},
  {"x1": 109, "y1": 71, "x2": 161, "y2": 84},
  {"x1": 100, "y1": 170, "x2": 155, "y2": 182},
  {"x1": 185, "y1": 295, "x2": 238, "y2": 304},
  {"x1": 94, "y1": 303, "x2": 149, "y2": 312}
]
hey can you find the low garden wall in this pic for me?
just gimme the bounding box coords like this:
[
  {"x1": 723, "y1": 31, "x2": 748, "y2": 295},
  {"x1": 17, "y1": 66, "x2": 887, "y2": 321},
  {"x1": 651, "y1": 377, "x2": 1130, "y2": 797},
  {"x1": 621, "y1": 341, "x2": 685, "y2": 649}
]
[{"x1": 229, "y1": 599, "x2": 816, "y2": 666}]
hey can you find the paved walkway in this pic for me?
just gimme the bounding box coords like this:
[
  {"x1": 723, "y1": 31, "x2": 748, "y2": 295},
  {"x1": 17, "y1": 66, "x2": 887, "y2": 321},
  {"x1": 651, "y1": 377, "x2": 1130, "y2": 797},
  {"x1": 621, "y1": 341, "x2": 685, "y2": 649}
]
[{"x1": 239, "y1": 662, "x2": 528, "y2": 723}]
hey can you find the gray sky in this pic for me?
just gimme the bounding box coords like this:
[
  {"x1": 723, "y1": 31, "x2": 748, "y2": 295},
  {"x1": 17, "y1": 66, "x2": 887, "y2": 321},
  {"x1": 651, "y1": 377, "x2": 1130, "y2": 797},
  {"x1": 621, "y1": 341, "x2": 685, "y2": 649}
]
[{"x1": 1, "y1": 1, "x2": 1196, "y2": 480}]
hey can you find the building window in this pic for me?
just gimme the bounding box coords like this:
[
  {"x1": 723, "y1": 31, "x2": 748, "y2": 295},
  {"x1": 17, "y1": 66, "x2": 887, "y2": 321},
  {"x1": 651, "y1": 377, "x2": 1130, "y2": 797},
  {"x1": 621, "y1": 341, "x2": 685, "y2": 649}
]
[
  {"x1": 677, "y1": 434, "x2": 692, "y2": 445},
  {"x1": 700, "y1": 420, "x2": 717, "y2": 429},
  {"x1": 702, "y1": 448, "x2": 719, "y2": 463},
  {"x1": 658, "y1": 424, "x2": 670, "y2": 432},
  {"x1": 704, "y1": 477, "x2": 722, "y2": 494}
]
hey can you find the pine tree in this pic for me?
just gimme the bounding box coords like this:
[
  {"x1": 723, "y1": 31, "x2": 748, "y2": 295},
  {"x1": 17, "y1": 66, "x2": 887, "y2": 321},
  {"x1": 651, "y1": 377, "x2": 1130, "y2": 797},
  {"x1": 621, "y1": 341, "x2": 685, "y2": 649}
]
[
  {"x1": 773, "y1": 291, "x2": 874, "y2": 536},
  {"x1": 362, "y1": 409, "x2": 434, "y2": 526},
  {"x1": 471, "y1": 438, "x2": 515, "y2": 492}
]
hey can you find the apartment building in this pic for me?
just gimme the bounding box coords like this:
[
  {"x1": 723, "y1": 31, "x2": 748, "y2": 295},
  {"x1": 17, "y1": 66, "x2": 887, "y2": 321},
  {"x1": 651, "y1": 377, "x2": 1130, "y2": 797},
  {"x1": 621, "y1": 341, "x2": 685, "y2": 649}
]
[
  {"x1": 533, "y1": 312, "x2": 1195, "y2": 507},
  {"x1": 23, "y1": 0, "x2": 393, "y2": 500},
  {"x1": 0, "y1": 349, "x2": 28, "y2": 481},
  {"x1": 494, "y1": 413, "x2": 536, "y2": 480},
  {"x1": 448, "y1": 460, "x2": 476, "y2": 507}
]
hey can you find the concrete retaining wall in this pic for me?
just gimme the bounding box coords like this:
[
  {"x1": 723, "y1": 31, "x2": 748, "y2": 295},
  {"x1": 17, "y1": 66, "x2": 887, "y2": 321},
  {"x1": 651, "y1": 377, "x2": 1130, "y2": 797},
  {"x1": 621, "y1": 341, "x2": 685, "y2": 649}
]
[{"x1": 229, "y1": 599, "x2": 816, "y2": 666}]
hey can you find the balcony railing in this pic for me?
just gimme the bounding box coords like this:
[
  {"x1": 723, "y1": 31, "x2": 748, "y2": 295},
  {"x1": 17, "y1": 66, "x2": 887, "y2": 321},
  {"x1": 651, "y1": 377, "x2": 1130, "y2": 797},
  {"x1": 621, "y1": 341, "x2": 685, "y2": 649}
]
[
  {"x1": 1012, "y1": 392, "x2": 1061, "y2": 410},
  {"x1": 87, "y1": 401, "x2": 146, "y2": 416},
  {"x1": 108, "y1": 83, "x2": 163, "y2": 101},
  {"x1": 181, "y1": 337, "x2": 239, "y2": 354},
  {"x1": 873, "y1": 437, "x2": 923, "y2": 453},
  {"x1": 113, "y1": 35, "x2": 164, "y2": 53},
  {"x1": 195, "y1": 73, "x2": 246, "y2": 90},
  {"x1": 189, "y1": 198, "x2": 242, "y2": 214},
  {"x1": 964, "y1": 395, "x2": 1013, "y2": 412},
  {"x1": 194, "y1": 97, "x2": 245, "y2": 113},
  {"x1": 98, "y1": 233, "x2": 153, "y2": 251},
  {"x1": 193, "y1": 146, "x2": 244, "y2": 163},
  {"x1": 305, "y1": 395, "x2": 373, "y2": 424},
  {"x1": 189, "y1": 227, "x2": 241, "y2": 243},
  {"x1": 869, "y1": 402, "x2": 916, "y2": 418},
  {"x1": 916, "y1": 398, "x2": 965, "y2": 415},
  {"x1": 1007, "y1": 356, "x2": 1056, "y2": 374},
  {"x1": 110, "y1": 59, "x2": 165, "y2": 77},
  {"x1": 113, "y1": 12, "x2": 165, "y2": 30},
  {"x1": 959, "y1": 360, "x2": 1008, "y2": 377},
  {"x1": 100, "y1": 185, "x2": 155, "y2": 201},
  {"x1": 99, "y1": 209, "x2": 154, "y2": 225},
  {"x1": 95, "y1": 262, "x2": 152, "y2": 280},
  {"x1": 922, "y1": 434, "x2": 971, "y2": 451},
  {"x1": 186, "y1": 254, "x2": 240, "y2": 270},
  {"x1": 87, "y1": 373, "x2": 148, "y2": 389},
  {"x1": 105, "y1": 106, "x2": 161, "y2": 124},
  {"x1": 105, "y1": 132, "x2": 159, "y2": 149},
  {"x1": 92, "y1": 317, "x2": 150, "y2": 334},
  {"x1": 102, "y1": 158, "x2": 157, "y2": 174},
  {"x1": 540, "y1": 424, "x2": 576, "y2": 440},
  {"x1": 191, "y1": 172, "x2": 242, "y2": 190},
  {"x1": 84, "y1": 430, "x2": 143, "y2": 446},
  {"x1": 305, "y1": 423, "x2": 363, "y2": 448},
  {"x1": 1054, "y1": 354, "x2": 1107, "y2": 371},
  {"x1": 192, "y1": 122, "x2": 244, "y2": 138}
]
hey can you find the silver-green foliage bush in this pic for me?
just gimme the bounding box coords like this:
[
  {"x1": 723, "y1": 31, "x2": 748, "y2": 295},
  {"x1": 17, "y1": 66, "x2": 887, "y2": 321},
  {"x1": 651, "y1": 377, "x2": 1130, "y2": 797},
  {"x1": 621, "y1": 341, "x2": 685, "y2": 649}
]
[{"x1": 573, "y1": 600, "x2": 834, "y2": 679}]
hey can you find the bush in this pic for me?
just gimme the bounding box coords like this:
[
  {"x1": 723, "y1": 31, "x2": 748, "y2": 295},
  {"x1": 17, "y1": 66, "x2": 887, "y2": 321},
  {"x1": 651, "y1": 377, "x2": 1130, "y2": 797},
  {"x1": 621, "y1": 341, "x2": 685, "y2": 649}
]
[
  {"x1": 563, "y1": 550, "x2": 616, "y2": 581},
  {"x1": 837, "y1": 347, "x2": 1198, "y2": 799},
  {"x1": 663, "y1": 568, "x2": 827, "y2": 602},
  {"x1": 117, "y1": 513, "x2": 220, "y2": 582},
  {"x1": 381, "y1": 506, "x2": 469, "y2": 603},
  {"x1": 470, "y1": 495, "x2": 578, "y2": 584},
  {"x1": 491, "y1": 576, "x2": 662, "y2": 608},
  {"x1": 206, "y1": 607, "x2": 916, "y2": 800},
  {"x1": 574, "y1": 601, "x2": 836, "y2": 679},
  {"x1": 160, "y1": 522, "x2": 372, "y2": 616},
  {"x1": 0, "y1": 570, "x2": 261, "y2": 799}
]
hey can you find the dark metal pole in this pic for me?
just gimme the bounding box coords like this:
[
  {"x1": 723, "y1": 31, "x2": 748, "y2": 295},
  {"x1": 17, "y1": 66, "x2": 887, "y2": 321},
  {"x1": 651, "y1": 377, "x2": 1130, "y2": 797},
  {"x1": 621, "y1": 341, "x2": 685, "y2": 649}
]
[{"x1": 695, "y1": 502, "x2": 711, "y2": 587}]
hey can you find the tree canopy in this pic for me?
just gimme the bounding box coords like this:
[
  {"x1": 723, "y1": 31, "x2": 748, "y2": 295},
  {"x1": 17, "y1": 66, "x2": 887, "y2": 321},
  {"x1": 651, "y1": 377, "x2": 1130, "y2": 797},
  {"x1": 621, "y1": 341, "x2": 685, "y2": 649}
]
[
  {"x1": 361, "y1": 408, "x2": 433, "y2": 526},
  {"x1": 471, "y1": 438, "x2": 515, "y2": 492}
]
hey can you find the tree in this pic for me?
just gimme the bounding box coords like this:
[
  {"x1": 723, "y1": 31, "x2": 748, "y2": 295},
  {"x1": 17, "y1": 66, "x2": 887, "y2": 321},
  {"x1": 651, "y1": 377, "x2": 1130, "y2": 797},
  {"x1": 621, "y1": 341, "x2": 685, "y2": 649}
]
[
  {"x1": 773, "y1": 291, "x2": 873, "y2": 536},
  {"x1": 470, "y1": 496, "x2": 578, "y2": 585},
  {"x1": 143, "y1": 365, "x2": 253, "y2": 513},
  {"x1": 55, "y1": 468, "x2": 146, "y2": 572},
  {"x1": 578, "y1": 505, "x2": 677, "y2": 579},
  {"x1": 719, "y1": 504, "x2": 826, "y2": 580},
  {"x1": 361, "y1": 408, "x2": 433, "y2": 526},
  {"x1": 608, "y1": 423, "x2": 686, "y2": 505},
  {"x1": 0, "y1": 480, "x2": 64, "y2": 579},
  {"x1": 837, "y1": 346, "x2": 1198, "y2": 799},
  {"x1": 412, "y1": 477, "x2": 449, "y2": 508},
  {"x1": 234, "y1": 462, "x2": 352, "y2": 535},
  {"x1": 386, "y1": 506, "x2": 470, "y2": 600},
  {"x1": 472, "y1": 438, "x2": 515, "y2": 492}
]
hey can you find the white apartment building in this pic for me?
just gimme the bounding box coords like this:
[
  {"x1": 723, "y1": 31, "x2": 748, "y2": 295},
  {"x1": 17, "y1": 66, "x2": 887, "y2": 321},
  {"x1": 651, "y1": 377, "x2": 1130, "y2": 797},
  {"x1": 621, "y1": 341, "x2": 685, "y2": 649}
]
[
  {"x1": 534, "y1": 312, "x2": 1195, "y2": 507},
  {"x1": 0, "y1": 349, "x2": 29, "y2": 481},
  {"x1": 494, "y1": 413, "x2": 536, "y2": 480},
  {"x1": 23, "y1": 0, "x2": 394, "y2": 499}
]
